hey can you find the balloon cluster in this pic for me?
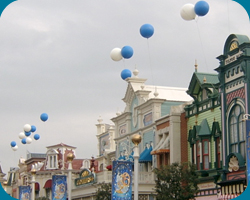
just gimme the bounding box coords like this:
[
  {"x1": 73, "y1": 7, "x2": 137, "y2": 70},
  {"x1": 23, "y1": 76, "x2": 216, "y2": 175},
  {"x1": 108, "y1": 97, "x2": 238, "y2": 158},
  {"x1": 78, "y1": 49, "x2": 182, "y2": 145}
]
[
  {"x1": 110, "y1": 23, "x2": 155, "y2": 81},
  {"x1": 110, "y1": 46, "x2": 134, "y2": 61},
  {"x1": 10, "y1": 113, "x2": 48, "y2": 151},
  {"x1": 180, "y1": 1, "x2": 209, "y2": 21}
]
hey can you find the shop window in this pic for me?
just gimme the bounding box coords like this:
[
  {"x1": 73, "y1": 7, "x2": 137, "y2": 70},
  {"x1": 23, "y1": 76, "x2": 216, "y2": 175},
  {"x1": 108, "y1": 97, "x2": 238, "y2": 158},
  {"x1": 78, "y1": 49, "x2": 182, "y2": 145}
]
[
  {"x1": 202, "y1": 139, "x2": 209, "y2": 170},
  {"x1": 216, "y1": 137, "x2": 221, "y2": 168},
  {"x1": 196, "y1": 141, "x2": 200, "y2": 170}
]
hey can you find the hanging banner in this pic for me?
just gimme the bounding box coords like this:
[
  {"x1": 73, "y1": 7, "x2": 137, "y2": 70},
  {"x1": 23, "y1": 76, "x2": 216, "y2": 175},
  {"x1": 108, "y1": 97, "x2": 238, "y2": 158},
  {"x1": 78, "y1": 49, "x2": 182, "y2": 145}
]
[
  {"x1": 246, "y1": 120, "x2": 250, "y2": 184},
  {"x1": 52, "y1": 175, "x2": 67, "y2": 200},
  {"x1": 111, "y1": 161, "x2": 133, "y2": 200},
  {"x1": 19, "y1": 186, "x2": 31, "y2": 200}
]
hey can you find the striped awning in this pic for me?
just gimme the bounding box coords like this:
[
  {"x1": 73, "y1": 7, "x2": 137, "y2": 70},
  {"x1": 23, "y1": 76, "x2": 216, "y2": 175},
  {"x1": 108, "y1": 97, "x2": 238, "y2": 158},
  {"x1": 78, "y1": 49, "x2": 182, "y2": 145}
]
[
  {"x1": 151, "y1": 135, "x2": 170, "y2": 155},
  {"x1": 139, "y1": 146, "x2": 153, "y2": 163},
  {"x1": 219, "y1": 183, "x2": 245, "y2": 198}
]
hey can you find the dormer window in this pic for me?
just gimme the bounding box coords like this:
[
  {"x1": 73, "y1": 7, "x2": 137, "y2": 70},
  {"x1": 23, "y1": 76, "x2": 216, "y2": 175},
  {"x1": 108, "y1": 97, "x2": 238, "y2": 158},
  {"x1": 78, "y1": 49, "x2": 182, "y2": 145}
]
[{"x1": 46, "y1": 149, "x2": 59, "y2": 169}]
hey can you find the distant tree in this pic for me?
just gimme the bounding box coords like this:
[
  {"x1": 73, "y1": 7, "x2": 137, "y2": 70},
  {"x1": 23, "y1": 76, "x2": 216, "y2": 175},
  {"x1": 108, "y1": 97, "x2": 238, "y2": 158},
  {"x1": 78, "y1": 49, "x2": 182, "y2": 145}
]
[
  {"x1": 153, "y1": 162, "x2": 199, "y2": 200},
  {"x1": 95, "y1": 182, "x2": 111, "y2": 200}
]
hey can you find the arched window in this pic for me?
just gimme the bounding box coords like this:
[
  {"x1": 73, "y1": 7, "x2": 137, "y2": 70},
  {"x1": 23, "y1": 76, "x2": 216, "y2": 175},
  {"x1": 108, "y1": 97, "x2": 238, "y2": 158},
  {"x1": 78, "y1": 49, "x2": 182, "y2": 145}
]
[{"x1": 229, "y1": 104, "x2": 246, "y2": 159}]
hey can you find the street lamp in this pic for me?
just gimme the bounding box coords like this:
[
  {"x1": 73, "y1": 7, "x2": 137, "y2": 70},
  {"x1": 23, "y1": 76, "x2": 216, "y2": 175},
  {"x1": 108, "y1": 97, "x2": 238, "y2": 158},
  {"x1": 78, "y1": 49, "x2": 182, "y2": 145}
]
[
  {"x1": 31, "y1": 168, "x2": 37, "y2": 200},
  {"x1": 3, "y1": 181, "x2": 8, "y2": 192},
  {"x1": 67, "y1": 153, "x2": 75, "y2": 200},
  {"x1": 131, "y1": 134, "x2": 142, "y2": 200}
]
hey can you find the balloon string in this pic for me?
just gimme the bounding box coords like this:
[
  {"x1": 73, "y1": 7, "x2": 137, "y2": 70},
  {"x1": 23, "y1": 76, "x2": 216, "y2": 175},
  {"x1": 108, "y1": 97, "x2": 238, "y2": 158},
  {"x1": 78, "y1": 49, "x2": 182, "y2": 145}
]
[
  {"x1": 147, "y1": 39, "x2": 155, "y2": 85},
  {"x1": 122, "y1": 58, "x2": 126, "y2": 69},
  {"x1": 195, "y1": 19, "x2": 209, "y2": 72}
]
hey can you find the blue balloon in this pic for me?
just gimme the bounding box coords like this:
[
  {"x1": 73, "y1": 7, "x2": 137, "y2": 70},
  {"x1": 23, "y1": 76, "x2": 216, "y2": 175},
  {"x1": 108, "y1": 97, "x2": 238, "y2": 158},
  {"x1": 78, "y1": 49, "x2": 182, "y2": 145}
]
[
  {"x1": 10, "y1": 141, "x2": 16, "y2": 147},
  {"x1": 34, "y1": 134, "x2": 40, "y2": 140},
  {"x1": 121, "y1": 46, "x2": 133, "y2": 59},
  {"x1": 40, "y1": 113, "x2": 48, "y2": 122},
  {"x1": 140, "y1": 24, "x2": 154, "y2": 38},
  {"x1": 21, "y1": 138, "x2": 26, "y2": 144},
  {"x1": 121, "y1": 69, "x2": 132, "y2": 80},
  {"x1": 25, "y1": 131, "x2": 31, "y2": 137},
  {"x1": 194, "y1": 1, "x2": 209, "y2": 16},
  {"x1": 31, "y1": 125, "x2": 36, "y2": 132}
]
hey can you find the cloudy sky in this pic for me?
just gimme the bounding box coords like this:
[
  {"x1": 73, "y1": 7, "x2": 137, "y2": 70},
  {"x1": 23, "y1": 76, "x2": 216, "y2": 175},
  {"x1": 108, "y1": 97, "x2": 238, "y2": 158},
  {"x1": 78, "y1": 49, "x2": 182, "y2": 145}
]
[{"x1": 0, "y1": 0, "x2": 249, "y2": 175}]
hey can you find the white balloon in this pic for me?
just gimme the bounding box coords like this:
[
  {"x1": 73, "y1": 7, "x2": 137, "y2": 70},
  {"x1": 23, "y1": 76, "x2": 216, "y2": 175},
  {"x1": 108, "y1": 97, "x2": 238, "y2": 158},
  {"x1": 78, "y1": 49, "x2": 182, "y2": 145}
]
[
  {"x1": 12, "y1": 145, "x2": 18, "y2": 151},
  {"x1": 19, "y1": 132, "x2": 26, "y2": 139},
  {"x1": 26, "y1": 137, "x2": 32, "y2": 144},
  {"x1": 110, "y1": 48, "x2": 122, "y2": 61},
  {"x1": 24, "y1": 124, "x2": 31, "y2": 132},
  {"x1": 180, "y1": 4, "x2": 196, "y2": 21}
]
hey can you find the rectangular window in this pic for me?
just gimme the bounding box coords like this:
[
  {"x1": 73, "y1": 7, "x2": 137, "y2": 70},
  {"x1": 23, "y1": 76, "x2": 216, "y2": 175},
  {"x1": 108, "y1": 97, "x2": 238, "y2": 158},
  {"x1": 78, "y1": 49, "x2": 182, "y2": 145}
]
[
  {"x1": 202, "y1": 139, "x2": 209, "y2": 170},
  {"x1": 54, "y1": 155, "x2": 56, "y2": 168},
  {"x1": 196, "y1": 141, "x2": 200, "y2": 170},
  {"x1": 50, "y1": 156, "x2": 52, "y2": 168},
  {"x1": 192, "y1": 145, "x2": 195, "y2": 164},
  {"x1": 216, "y1": 137, "x2": 221, "y2": 168}
]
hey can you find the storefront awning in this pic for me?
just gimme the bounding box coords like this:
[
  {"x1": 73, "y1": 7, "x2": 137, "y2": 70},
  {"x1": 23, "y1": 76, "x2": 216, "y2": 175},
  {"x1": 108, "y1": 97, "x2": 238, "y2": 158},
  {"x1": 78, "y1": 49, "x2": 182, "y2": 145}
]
[
  {"x1": 151, "y1": 135, "x2": 170, "y2": 155},
  {"x1": 139, "y1": 146, "x2": 153, "y2": 163},
  {"x1": 43, "y1": 179, "x2": 52, "y2": 189},
  {"x1": 35, "y1": 182, "x2": 40, "y2": 191}
]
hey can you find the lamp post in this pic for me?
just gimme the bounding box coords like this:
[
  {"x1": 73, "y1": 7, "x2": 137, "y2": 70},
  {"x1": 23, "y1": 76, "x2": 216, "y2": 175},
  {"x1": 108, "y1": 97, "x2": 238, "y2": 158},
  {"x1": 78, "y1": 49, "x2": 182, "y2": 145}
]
[
  {"x1": 131, "y1": 134, "x2": 141, "y2": 200},
  {"x1": 31, "y1": 168, "x2": 37, "y2": 200},
  {"x1": 67, "y1": 153, "x2": 75, "y2": 200},
  {"x1": 3, "y1": 181, "x2": 7, "y2": 192}
]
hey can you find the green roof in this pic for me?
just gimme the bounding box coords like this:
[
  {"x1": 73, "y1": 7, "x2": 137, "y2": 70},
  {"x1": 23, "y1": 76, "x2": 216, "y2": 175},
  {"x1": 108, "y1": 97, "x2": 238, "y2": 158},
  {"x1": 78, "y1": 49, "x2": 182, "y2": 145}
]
[
  {"x1": 195, "y1": 72, "x2": 219, "y2": 85},
  {"x1": 198, "y1": 119, "x2": 211, "y2": 136}
]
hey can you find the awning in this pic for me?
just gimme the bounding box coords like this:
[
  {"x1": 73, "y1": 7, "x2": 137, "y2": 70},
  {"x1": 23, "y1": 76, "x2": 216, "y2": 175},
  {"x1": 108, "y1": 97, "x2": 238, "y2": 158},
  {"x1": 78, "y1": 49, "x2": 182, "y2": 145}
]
[
  {"x1": 35, "y1": 182, "x2": 40, "y2": 191},
  {"x1": 151, "y1": 135, "x2": 170, "y2": 155},
  {"x1": 139, "y1": 146, "x2": 153, "y2": 163},
  {"x1": 43, "y1": 179, "x2": 52, "y2": 189}
]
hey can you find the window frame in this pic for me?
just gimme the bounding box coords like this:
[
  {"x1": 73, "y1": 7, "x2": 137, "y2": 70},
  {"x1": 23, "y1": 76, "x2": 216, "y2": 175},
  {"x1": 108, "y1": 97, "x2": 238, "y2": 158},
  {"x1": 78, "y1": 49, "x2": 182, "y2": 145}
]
[
  {"x1": 229, "y1": 104, "x2": 246, "y2": 159},
  {"x1": 202, "y1": 139, "x2": 209, "y2": 170}
]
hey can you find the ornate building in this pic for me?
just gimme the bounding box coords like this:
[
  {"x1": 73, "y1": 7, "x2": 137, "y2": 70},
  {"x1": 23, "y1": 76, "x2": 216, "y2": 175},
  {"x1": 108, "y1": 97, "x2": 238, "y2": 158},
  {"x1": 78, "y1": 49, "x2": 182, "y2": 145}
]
[
  {"x1": 215, "y1": 34, "x2": 250, "y2": 198},
  {"x1": 111, "y1": 69, "x2": 192, "y2": 198},
  {"x1": 185, "y1": 64, "x2": 221, "y2": 200}
]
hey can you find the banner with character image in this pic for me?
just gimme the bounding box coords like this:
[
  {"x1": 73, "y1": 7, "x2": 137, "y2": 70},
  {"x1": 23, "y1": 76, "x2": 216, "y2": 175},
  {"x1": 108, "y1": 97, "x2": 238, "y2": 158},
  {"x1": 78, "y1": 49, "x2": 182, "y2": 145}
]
[
  {"x1": 112, "y1": 161, "x2": 132, "y2": 200},
  {"x1": 19, "y1": 186, "x2": 31, "y2": 200},
  {"x1": 52, "y1": 175, "x2": 67, "y2": 200}
]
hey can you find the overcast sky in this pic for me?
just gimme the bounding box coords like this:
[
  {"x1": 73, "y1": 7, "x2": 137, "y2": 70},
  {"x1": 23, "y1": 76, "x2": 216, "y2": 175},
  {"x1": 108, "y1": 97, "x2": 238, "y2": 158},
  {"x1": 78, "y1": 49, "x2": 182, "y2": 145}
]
[{"x1": 0, "y1": 0, "x2": 249, "y2": 175}]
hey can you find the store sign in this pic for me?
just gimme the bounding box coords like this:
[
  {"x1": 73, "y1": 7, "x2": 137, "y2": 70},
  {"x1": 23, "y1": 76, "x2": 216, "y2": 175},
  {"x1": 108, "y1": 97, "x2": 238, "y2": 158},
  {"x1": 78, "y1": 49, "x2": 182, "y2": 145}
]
[
  {"x1": 246, "y1": 120, "x2": 250, "y2": 184},
  {"x1": 75, "y1": 168, "x2": 96, "y2": 187},
  {"x1": 225, "y1": 51, "x2": 243, "y2": 65}
]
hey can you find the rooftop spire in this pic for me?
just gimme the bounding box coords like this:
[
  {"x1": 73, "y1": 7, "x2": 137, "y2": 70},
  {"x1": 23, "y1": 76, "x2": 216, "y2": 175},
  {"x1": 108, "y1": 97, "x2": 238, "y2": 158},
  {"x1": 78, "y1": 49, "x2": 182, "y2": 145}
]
[{"x1": 195, "y1": 59, "x2": 198, "y2": 72}]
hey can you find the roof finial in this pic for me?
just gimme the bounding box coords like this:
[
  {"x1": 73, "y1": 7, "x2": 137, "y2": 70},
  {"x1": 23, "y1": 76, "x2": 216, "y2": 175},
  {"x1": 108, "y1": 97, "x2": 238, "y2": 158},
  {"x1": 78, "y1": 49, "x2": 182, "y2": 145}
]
[
  {"x1": 203, "y1": 76, "x2": 207, "y2": 83},
  {"x1": 97, "y1": 116, "x2": 103, "y2": 124},
  {"x1": 195, "y1": 59, "x2": 198, "y2": 72},
  {"x1": 133, "y1": 65, "x2": 139, "y2": 77},
  {"x1": 154, "y1": 87, "x2": 159, "y2": 98}
]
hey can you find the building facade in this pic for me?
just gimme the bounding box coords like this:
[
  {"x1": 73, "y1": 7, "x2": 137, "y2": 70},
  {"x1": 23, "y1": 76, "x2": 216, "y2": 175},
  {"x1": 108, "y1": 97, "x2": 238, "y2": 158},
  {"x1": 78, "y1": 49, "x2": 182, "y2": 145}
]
[
  {"x1": 185, "y1": 66, "x2": 221, "y2": 199},
  {"x1": 215, "y1": 34, "x2": 250, "y2": 198}
]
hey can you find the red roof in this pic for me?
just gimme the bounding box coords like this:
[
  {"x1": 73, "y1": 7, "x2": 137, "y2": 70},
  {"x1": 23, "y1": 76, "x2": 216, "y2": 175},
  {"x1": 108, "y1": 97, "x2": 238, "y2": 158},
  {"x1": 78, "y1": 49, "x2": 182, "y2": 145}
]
[{"x1": 43, "y1": 179, "x2": 52, "y2": 189}]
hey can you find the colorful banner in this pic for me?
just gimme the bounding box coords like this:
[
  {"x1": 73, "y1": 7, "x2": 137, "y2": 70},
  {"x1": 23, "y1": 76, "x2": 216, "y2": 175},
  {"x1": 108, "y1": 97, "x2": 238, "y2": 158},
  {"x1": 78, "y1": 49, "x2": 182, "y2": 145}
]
[
  {"x1": 246, "y1": 120, "x2": 250, "y2": 184},
  {"x1": 19, "y1": 186, "x2": 31, "y2": 200},
  {"x1": 112, "y1": 161, "x2": 132, "y2": 200},
  {"x1": 52, "y1": 175, "x2": 67, "y2": 200}
]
